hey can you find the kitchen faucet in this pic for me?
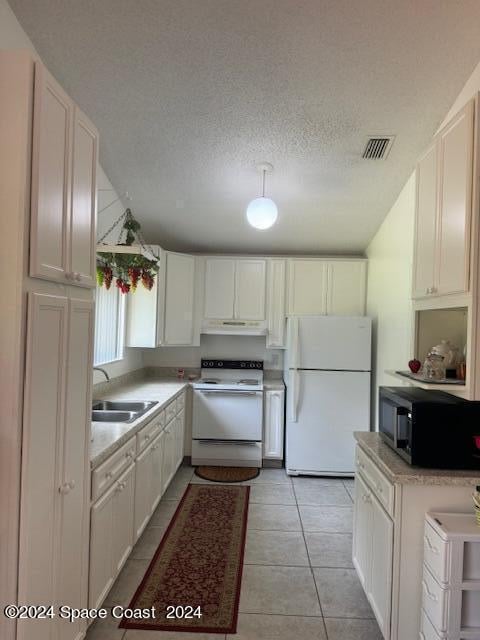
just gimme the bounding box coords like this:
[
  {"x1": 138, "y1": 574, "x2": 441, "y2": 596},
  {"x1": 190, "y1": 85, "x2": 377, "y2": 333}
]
[{"x1": 93, "y1": 367, "x2": 110, "y2": 382}]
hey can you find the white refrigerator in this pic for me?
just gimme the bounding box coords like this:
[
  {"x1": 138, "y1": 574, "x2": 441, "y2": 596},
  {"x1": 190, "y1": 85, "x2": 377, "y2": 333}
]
[{"x1": 284, "y1": 316, "x2": 372, "y2": 476}]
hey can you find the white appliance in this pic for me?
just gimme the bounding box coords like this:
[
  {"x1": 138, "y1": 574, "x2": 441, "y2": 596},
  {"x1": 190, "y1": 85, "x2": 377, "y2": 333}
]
[
  {"x1": 192, "y1": 359, "x2": 264, "y2": 467},
  {"x1": 285, "y1": 316, "x2": 371, "y2": 476}
]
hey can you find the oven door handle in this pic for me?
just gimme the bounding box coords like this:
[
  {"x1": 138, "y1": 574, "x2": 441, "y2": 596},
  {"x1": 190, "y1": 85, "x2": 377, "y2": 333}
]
[
  {"x1": 198, "y1": 390, "x2": 262, "y2": 397},
  {"x1": 197, "y1": 440, "x2": 259, "y2": 446}
]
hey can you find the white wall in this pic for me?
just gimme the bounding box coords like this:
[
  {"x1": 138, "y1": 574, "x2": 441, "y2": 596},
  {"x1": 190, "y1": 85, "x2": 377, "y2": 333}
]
[
  {"x1": 94, "y1": 166, "x2": 143, "y2": 383},
  {"x1": 0, "y1": 0, "x2": 37, "y2": 52},
  {"x1": 366, "y1": 175, "x2": 415, "y2": 428},
  {"x1": 143, "y1": 335, "x2": 284, "y2": 370}
]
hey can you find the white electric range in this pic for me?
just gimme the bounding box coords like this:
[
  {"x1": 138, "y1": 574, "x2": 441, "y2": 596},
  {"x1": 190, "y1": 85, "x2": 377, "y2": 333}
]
[{"x1": 191, "y1": 359, "x2": 264, "y2": 467}]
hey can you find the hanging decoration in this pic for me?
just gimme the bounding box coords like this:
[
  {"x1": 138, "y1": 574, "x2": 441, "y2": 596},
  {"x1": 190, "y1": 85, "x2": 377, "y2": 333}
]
[{"x1": 96, "y1": 208, "x2": 159, "y2": 294}]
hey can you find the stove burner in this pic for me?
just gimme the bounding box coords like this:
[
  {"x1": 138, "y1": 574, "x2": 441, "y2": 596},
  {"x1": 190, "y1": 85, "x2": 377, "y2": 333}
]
[
  {"x1": 239, "y1": 379, "x2": 259, "y2": 385},
  {"x1": 202, "y1": 378, "x2": 220, "y2": 384}
]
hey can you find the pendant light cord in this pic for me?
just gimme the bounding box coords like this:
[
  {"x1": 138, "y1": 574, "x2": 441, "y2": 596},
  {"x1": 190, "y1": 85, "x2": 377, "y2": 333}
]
[{"x1": 262, "y1": 169, "x2": 266, "y2": 197}]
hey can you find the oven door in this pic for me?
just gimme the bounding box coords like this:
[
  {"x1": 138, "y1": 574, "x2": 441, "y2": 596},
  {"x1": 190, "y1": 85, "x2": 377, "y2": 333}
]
[{"x1": 193, "y1": 389, "x2": 263, "y2": 440}]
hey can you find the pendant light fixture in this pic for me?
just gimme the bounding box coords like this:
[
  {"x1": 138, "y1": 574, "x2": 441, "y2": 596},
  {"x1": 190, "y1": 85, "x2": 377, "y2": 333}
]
[{"x1": 246, "y1": 162, "x2": 278, "y2": 230}]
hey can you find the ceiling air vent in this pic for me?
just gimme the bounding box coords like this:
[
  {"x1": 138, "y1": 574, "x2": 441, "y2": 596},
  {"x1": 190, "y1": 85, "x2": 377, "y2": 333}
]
[{"x1": 362, "y1": 136, "x2": 395, "y2": 160}]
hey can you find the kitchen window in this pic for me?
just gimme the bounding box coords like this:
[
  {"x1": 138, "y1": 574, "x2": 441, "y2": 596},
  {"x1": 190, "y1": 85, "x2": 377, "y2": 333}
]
[{"x1": 93, "y1": 285, "x2": 125, "y2": 366}]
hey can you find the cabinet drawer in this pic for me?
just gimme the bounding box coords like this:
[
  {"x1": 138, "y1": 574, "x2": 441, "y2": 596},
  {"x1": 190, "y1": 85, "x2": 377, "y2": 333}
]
[
  {"x1": 137, "y1": 416, "x2": 162, "y2": 454},
  {"x1": 176, "y1": 392, "x2": 185, "y2": 414},
  {"x1": 421, "y1": 565, "x2": 450, "y2": 633},
  {"x1": 420, "y1": 609, "x2": 443, "y2": 640},
  {"x1": 92, "y1": 436, "x2": 136, "y2": 501},
  {"x1": 355, "y1": 446, "x2": 394, "y2": 517},
  {"x1": 423, "y1": 522, "x2": 451, "y2": 585},
  {"x1": 165, "y1": 400, "x2": 176, "y2": 424}
]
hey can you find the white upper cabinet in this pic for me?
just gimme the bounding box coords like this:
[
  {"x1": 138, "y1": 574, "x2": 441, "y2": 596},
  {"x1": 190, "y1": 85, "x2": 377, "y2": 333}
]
[
  {"x1": 413, "y1": 142, "x2": 438, "y2": 298},
  {"x1": 69, "y1": 108, "x2": 98, "y2": 287},
  {"x1": 164, "y1": 252, "x2": 196, "y2": 345},
  {"x1": 266, "y1": 259, "x2": 286, "y2": 348},
  {"x1": 126, "y1": 249, "x2": 198, "y2": 347},
  {"x1": 287, "y1": 260, "x2": 327, "y2": 315},
  {"x1": 288, "y1": 259, "x2": 366, "y2": 316},
  {"x1": 30, "y1": 63, "x2": 73, "y2": 284},
  {"x1": 412, "y1": 99, "x2": 474, "y2": 299},
  {"x1": 326, "y1": 261, "x2": 367, "y2": 316},
  {"x1": 437, "y1": 100, "x2": 474, "y2": 296},
  {"x1": 30, "y1": 62, "x2": 97, "y2": 287},
  {"x1": 203, "y1": 258, "x2": 267, "y2": 320},
  {"x1": 204, "y1": 258, "x2": 236, "y2": 319},
  {"x1": 235, "y1": 260, "x2": 266, "y2": 320}
]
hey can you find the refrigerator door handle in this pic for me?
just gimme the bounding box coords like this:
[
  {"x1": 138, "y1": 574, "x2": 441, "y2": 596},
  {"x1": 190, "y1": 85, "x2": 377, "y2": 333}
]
[
  {"x1": 290, "y1": 370, "x2": 300, "y2": 422},
  {"x1": 291, "y1": 317, "x2": 300, "y2": 368}
]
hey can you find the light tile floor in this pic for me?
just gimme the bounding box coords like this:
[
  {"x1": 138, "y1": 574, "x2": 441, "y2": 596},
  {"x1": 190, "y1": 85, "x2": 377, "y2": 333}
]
[{"x1": 86, "y1": 466, "x2": 382, "y2": 640}]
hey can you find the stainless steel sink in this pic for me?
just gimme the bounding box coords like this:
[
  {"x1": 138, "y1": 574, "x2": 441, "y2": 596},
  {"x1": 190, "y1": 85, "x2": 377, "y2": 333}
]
[
  {"x1": 91, "y1": 400, "x2": 158, "y2": 423},
  {"x1": 92, "y1": 400, "x2": 157, "y2": 413},
  {"x1": 91, "y1": 410, "x2": 139, "y2": 423}
]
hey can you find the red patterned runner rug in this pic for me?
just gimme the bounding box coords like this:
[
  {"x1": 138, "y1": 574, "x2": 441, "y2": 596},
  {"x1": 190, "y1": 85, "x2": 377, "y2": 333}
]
[{"x1": 119, "y1": 483, "x2": 250, "y2": 633}]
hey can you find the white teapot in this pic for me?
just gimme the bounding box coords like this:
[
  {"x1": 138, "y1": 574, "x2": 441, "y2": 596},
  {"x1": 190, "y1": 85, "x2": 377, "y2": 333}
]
[{"x1": 429, "y1": 340, "x2": 459, "y2": 368}]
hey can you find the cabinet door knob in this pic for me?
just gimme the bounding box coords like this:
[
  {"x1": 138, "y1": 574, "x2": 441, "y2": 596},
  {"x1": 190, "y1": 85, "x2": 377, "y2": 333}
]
[
  {"x1": 59, "y1": 482, "x2": 71, "y2": 495},
  {"x1": 68, "y1": 480, "x2": 76, "y2": 490},
  {"x1": 65, "y1": 272, "x2": 73, "y2": 281}
]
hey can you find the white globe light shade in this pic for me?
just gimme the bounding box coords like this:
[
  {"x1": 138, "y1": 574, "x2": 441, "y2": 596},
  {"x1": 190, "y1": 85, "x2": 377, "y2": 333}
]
[{"x1": 246, "y1": 197, "x2": 278, "y2": 230}]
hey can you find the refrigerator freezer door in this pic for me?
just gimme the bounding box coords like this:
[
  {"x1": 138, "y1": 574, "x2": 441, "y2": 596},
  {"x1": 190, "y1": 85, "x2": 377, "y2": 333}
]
[
  {"x1": 287, "y1": 316, "x2": 372, "y2": 371},
  {"x1": 286, "y1": 370, "x2": 370, "y2": 475}
]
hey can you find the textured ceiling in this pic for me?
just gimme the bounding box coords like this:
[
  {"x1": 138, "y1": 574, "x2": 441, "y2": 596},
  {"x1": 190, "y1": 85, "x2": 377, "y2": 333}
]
[{"x1": 8, "y1": 0, "x2": 480, "y2": 253}]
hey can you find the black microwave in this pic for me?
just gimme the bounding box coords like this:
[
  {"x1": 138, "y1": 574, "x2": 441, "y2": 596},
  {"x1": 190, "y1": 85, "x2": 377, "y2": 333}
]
[{"x1": 379, "y1": 387, "x2": 480, "y2": 469}]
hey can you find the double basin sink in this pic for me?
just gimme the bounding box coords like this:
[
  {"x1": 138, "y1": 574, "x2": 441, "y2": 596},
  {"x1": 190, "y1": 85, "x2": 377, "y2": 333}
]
[{"x1": 91, "y1": 400, "x2": 158, "y2": 424}]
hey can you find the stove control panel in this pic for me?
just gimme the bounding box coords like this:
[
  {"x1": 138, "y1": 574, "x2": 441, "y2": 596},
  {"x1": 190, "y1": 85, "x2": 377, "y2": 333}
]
[{"x1": 201, "y1": 359, "x2": 263, "y2": 370}]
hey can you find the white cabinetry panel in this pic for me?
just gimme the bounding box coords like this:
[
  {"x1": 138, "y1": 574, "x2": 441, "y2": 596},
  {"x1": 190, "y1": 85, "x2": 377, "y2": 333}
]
[
  {"x1": 263, "y1": 389, "x2": 285, "y2": 460},
  {"x1": 326, "y1": 261, "x2": 366, "y2": 316},
  {"x1": 56, "y1": 298, "x2": 94, "y2": 640},
  {"x1": 413, "y1": 143, "x2": 438, "y2": 299},
  {"x1": 235, "y1": 259, "x2": 266, "y2": 320},
  {"x1": 112, "y1": 464, "x2": 135, "y2": 575},
  {"x1": 204, "y1": 258, "x2": 236, "y2": 319},
  {"x1": 30, "y1": 64, "x2": 73, "y2": 283},
  {"x1": 266, "y1": 259, "x2": 286, "y2": 348},
  {"x1": 368, "y1": 492, "x2": 393, "y2": 638},
  {"x1": 287, "y1": 260, "x2": 327, "y2": 315},
  {"x1": 437, "y1": 101, "x2": 474, "y2": 296},
  {"x1": 69, "y1": 108, "x2": 98, "y2": 288},
  {"x1": 18, "y1": 293, "x2": 68, "y2": 640},
  {"x1": 89, "y1": 481, "x2": 115, "y2": 609},
  {"x1": 164, "y1": 252, "x2": 196, "y2": 345}
]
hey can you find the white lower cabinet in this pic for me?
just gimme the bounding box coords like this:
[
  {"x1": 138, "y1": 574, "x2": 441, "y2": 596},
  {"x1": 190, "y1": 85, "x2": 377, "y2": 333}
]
[
  {"x1": 163, "y1": 419, "x2": 176, "y2": 489},
  {"x1": 368, "y1": 493, "x2": 394, "y2": 636},
  {"x1": 134, "y1": 429, "x2": 166, "y2": 542},
  {"x1": 353, "y1": 443, "x2": 475, "y2": 640},
  {"x1": 89, "y1": 391, "x2": 187, "y2": 611},
  {"x1": 353, "y1": 454, "x2": 394, "y2": 639},
  {"x1": 263, "y1": 389, "x2": 285, "y2": 460},
  {"x1": 89, "y1": 463, "x2": 135, "y2": 609}
]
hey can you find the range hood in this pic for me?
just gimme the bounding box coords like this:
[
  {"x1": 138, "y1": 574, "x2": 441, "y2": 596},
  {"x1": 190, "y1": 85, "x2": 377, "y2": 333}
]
[{"x1": 201, "y1": 319, "x2": 267, "y2": 336}]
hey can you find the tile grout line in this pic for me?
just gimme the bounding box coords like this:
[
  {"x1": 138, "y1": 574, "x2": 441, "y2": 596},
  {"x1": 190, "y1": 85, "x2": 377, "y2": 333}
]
[{"x1": 292, "y1": 478, "x2": 331, "y2": 640}]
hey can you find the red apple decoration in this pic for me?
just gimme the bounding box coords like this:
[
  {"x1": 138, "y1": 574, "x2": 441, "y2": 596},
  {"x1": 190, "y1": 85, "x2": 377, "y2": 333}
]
[{"x1": 408, "y1": 359, "x2": 421, "y2": 374}]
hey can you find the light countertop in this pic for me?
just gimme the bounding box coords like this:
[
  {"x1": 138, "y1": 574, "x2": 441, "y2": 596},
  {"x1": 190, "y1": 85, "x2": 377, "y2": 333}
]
[
  {"x1": 90, "y1": 380, "x2": 188, "y2": 469},
  {"x1": 354, "y1": 432, "x2": 480, "y2": 486}
]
